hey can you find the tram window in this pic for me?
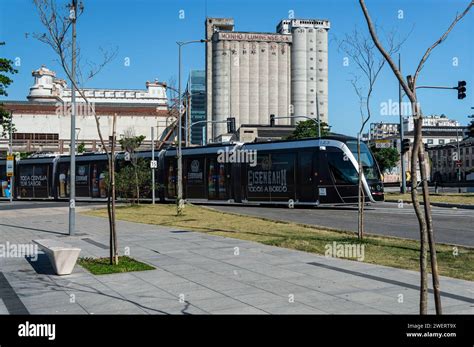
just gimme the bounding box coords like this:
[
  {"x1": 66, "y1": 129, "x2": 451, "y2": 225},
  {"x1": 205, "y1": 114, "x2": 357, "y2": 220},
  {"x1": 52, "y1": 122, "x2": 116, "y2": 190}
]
[
  {"x1": 75, "y1": 164, "x2": 90, "y2": 197},
  {"x1": 165, "y1": 159, "x2": 177, "y2": 198},
  {"x1": 186, "y1": 157, "x2": 205, "y2": 198},
  {"x1": 327, "y1": 152, "x2": 358, "y2": 185},
  {"x1": 346, "y1": 141, "x2": 379, "y2": 180},
  {"x1": 19, "y1": 164, "x2": 49, "y2": 198},
  {"x1": 299, "y1": 152, "x2": 312, "y2": 184}
]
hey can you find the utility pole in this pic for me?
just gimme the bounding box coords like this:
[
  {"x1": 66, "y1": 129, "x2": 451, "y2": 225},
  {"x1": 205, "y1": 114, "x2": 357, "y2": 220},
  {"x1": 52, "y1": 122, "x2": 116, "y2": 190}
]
[
  {"x1": 176, "y1": 39, "x2": 207, "y2": 214},
  {"x1": 316, "y1": 91, "x2": 321, "y2": 138},
  {"x1": 68, "y1": 0, "x2": 77, "y2": 236},
  {"x1": 456, "y1": 127, "x2": 461, "y2": 193},
  {"x1": 151, "y1": 126, "x2": 155, "y2": 204},
  {"x1": 399, "y1": 54, "x2": 407, "y2": 194},
  {"x1": 177, "y1": 42, "x2": 183, "y2": 214}
]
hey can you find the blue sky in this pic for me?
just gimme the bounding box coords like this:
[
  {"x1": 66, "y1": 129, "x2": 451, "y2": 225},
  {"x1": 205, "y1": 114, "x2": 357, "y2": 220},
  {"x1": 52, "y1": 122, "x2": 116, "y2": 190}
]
[{"x1": 1, "y1": 0, "x2": 473, "y2": 136}]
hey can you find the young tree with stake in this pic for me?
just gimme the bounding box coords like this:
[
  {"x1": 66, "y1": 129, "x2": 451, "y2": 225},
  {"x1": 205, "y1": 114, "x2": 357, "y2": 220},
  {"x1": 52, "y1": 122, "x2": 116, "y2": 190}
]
[
  {"x1": 33, "y1": 0, "x2": 119, "y2": 265},
  {"x1": 359, "y1": 0, "x2": 472, "y2": 314}
]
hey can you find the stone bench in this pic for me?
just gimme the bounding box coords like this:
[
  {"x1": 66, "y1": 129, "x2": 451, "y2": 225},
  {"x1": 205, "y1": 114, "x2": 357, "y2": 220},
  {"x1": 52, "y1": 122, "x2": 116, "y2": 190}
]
[{"x1": 33, "y1": 239, "x2": 81, "y2": 275}]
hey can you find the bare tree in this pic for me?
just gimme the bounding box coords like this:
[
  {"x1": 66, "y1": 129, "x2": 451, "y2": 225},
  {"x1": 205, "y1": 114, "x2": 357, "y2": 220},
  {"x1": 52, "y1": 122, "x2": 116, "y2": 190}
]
[
  {"x1": 32, "y1": 0, "x2": 120, "y2": 264},
  {"x1": 337, "y1": 27, "x2": 409, "y2": 240},
  {"x1": 359, "y1": 0, "x2": 472, "y2": 314}
]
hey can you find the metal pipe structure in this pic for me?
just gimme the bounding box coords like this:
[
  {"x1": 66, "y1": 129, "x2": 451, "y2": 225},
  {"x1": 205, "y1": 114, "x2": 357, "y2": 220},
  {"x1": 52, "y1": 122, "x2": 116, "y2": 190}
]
[{"x1": 69, "y1": 0, "x2": 77, "y2": 236}]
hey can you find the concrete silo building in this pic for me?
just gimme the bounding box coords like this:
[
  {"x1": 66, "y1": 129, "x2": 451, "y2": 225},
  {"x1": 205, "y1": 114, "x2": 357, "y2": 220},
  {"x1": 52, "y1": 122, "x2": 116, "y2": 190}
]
[
  {"x1": 206, "y1": 17, "x2": 330, "y2": 142},
  {"x1": 277, "y1": 19, "x2": 330, "y2": 125}
]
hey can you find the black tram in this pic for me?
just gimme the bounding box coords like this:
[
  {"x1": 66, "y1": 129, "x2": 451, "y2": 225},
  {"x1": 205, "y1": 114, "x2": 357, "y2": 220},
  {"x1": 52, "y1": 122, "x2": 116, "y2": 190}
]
[
  {"x1": 162, "y1": 135, "x2": 384, "y2": 205},
  {"x1": 8, "y1": 135, "x2": 384, "y2": 205}
]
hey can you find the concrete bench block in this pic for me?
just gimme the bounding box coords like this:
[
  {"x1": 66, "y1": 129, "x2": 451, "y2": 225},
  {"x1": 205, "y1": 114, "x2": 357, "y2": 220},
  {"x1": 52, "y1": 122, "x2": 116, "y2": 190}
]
[{"x1": 33, "y1": 239, "x2": 81, "y2": 276}]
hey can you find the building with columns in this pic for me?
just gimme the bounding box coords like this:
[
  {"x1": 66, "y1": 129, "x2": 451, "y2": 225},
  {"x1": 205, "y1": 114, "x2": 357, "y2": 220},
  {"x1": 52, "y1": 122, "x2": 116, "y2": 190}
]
[{"x1": 1, "y1": 66, "x2": 170, "y2": 153}]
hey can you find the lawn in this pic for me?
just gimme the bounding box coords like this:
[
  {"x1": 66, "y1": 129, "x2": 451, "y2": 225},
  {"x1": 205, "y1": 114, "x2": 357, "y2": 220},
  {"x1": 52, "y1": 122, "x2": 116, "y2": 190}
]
[
  {"x1": 78, "y1": 256, "x2": 155, "y2": 275},
  {"x1": 385, "y1": 192, "x2": 474, "y2": 205},
  {"x1": 85, "y1": 204, "x2": 474, "y2": 281}
]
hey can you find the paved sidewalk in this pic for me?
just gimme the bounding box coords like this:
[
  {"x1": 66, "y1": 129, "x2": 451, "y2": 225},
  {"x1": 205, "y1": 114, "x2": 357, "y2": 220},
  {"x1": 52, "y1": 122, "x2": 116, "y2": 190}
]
[{"x1": 0, "y1": 204, "x2": 472, "y2": 315}]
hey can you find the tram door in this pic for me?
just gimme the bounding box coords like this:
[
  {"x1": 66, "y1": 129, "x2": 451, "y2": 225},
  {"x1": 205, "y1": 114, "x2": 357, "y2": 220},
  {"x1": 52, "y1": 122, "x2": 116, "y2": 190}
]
[{"x1": 298, "y1": 151, "x2": 318, "y2": 202}]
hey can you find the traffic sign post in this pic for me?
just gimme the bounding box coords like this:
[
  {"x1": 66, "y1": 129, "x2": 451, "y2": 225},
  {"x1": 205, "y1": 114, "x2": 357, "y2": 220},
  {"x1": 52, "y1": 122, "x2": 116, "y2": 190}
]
[
  {"x1": 6, "y1": 155, "x2": 14, "y2": 202},
  {"x1": 375, "y1": 140, "x2": 391, "y2": 149}
]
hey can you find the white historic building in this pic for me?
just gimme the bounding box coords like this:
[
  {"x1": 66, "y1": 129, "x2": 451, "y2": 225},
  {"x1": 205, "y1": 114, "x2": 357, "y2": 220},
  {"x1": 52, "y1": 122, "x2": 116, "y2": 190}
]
[{"x1": 2, "y1": 66, "x2": 170, "y2": 153}]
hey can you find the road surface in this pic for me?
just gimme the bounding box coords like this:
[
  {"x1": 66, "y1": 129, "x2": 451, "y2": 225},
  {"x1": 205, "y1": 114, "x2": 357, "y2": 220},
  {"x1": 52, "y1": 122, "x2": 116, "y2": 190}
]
[{"x1": 208, "y1": 202, "x2": 474, "y2": 247}]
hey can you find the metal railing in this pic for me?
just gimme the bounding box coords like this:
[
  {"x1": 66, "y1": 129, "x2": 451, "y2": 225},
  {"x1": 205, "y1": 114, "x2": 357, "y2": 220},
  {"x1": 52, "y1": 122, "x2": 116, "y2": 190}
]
[{"x1": 0, "y1": 138, "x2": 165, "y2": 154}]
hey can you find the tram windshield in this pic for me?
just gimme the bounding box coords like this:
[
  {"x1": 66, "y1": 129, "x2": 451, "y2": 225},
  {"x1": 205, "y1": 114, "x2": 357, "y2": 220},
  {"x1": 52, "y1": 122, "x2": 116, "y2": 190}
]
[{"x1": 346, "y1": 140, "x2": 380, "y2": 180}]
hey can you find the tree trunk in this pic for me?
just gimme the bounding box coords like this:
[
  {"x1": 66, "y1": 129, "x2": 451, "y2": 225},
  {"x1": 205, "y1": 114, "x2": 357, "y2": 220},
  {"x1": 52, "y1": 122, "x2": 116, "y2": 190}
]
[
  {"x1": 135, "y1": 165, "x2": 140, "y2": 205},
  {"x1": 357, "y1": 136, "x2": 364, "y2": 240},
  {"x1": 410, "y1": 100, "x2": 429, "y2": 314},
  {"x1": 111, "y1": 114, "x2": 118, "y2": 265},
  {"x1": 418, "y1": 141, "x2": 442, "y2": 314},
  {"x1": 107, "y1": 174, "x2": 114, "y2": 265}
]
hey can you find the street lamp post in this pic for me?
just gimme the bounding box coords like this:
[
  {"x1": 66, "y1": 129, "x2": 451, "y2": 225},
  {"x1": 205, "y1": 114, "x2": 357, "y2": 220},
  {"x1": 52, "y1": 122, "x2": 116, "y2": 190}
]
[
  {"x1": 151, "y1": 126, "x2": 155, "y2": 204},
  {"x1": 398, "y1": 54, "x2": 407, "y2": 194},
  {"x1": 176, "y1": 39, "x2": 207, "y2": 214},
  {"x1": 69, "y1": 0, "x2": 78, "y2": 236},
  {"x1": 456, "y1": 127, "x2": 462, "y2": 193}
]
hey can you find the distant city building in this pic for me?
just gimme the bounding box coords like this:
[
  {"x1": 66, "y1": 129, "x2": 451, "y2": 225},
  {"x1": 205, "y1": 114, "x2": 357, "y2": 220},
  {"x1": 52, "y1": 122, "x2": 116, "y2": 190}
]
[
  {"x1": 186, "y1": 70, "x2": 206, "y2": 145},
  {"x1": 1, "y1": 66, "x2": 169, "y2": 153},
  {"x1": 403, "y1": 114, "x2": 460, "y2": 133},
  {"x1": 205, "y1": 17, "x2": 330, "y2": 142},
  {"x1": 428, "y1": 137, "x2": 474, "y2": 182},
  {"x1": 369, "y1": 122, "x2": 399, "y2": 140}
]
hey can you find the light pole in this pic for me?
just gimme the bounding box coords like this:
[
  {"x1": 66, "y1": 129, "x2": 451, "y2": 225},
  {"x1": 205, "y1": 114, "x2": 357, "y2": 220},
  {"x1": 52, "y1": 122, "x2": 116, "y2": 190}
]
[
  {"x1": 176, "y1": 39, "x2": 207, "y2": 214},
  {"x1": 151, "y1": 126, "x2": 156, "y2": 204},
  {"x1": 456, "y1": 127, "x2": 462, "y2": 193},
  {"x1": 398, "y1": 54, "x2": 407, "y2": 194},
  {"x1": 69, "y1": 0, "x2": 78, "y2": 236}
]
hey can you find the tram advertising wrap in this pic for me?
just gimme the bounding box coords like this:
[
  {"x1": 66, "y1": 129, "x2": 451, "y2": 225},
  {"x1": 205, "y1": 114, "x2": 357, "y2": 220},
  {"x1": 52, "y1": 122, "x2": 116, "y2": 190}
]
[
  {"x1": 246, "y1": 153, "x2": 295, "y2": 202},
  {"x1": 8, "y1": 136, "x2": 384, "y2": 204},
  {"x1": 18, "y1": 164, "x2": 50, "y2": 198}
]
